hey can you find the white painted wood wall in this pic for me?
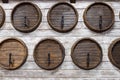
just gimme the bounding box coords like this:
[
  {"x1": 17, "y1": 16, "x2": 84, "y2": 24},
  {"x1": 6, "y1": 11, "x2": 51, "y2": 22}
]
[{"x1": 0, "y1": 0, "x2": 120, "y2": 80}]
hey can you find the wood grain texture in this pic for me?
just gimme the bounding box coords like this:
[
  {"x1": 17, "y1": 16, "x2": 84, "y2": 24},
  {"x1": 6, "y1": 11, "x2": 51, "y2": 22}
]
[
  {"x1": 0, "y1": 5, "x2": 5, "y2": 28},
  {"x1": 47, "y1": 2, "x2": 78, "y2": 33},
  {"x1": 11, "y1": 2, "x2": 42, "y2": 33},
  {"x1": 0, "y1": 38, "x2": 28, "y2": 70},
  {"x1": 109, "y1": 38, "x2": 120, "y2": 69},
  {"x1": 34, "y1": 39, "x2": 65, "y2": 70},
  {"x1": 0, "y1": 0, "x2": 120, "y2": 80},
  {"x1": 83, "y1": 2, "x2": 114, "y2": 32},
  {"x1": 71, "y1": 38, "x2": 102, "y2": 70}
]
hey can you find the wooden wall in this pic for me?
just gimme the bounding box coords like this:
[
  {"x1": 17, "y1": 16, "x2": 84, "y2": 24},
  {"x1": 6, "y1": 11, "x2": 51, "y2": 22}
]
[{"x1": 0, "y1": 0, "x2": 120, "y2": 80}]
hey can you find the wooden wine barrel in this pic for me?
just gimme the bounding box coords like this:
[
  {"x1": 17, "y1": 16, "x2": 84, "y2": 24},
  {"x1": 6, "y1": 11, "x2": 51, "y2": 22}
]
[
  {"x1": 71, "y1": 38, "x2": 102, "y2": 70},
  {"x1": 83, "y1": 2, "x2": 114, "y2": 32},
  {"x1": 109, "y1": 38, "x2": 120, "y2": 69},
  {"x1": 47, "y1": 2, "x2": 78, "y2": 33},
  {"x1": 11, "y1": 2, "x2": 42, "y2": 33},
  {"x1": 34, "y1": 39, "x2": 65, "y2": 70},
  {"x1": 0, "y1": 38, "x2": 28, "y2": 70},
  {"x1": 0, "y1": 5, "x2": 5, "y2": 28}
]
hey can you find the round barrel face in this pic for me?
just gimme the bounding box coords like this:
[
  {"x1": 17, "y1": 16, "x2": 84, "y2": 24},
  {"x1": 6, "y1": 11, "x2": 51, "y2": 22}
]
[
  {"x1": 11, "y1": 2, "x2": 42, "y2": 33},
  {"x1": 0, "y1": 6, "x2": 5, "y2": 28},
  {"x1": 84, "y1": 2, "x2": 114, "y2": 32},
  {"x1": 48, "y1": 2, "x2": 78, "y2": 33},
  {"x1": 34, "y1": 39, "x2": 65, "y2": 70},
  {"x1": 0, "y1": 38, "x2": 28, "y2": 70},
  {"x1": 109, "y1": 39, "x2": 120, "y2": 69},
  {"x1": 71, "y1": 38, "x2": 102, "y2": 70}
]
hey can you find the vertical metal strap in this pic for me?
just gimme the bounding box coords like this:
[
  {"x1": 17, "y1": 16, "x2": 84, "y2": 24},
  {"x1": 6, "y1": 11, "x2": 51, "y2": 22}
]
[
  {"x1": 61, "y1": 15, "x2": 64, "y2": 30},
  {"x1": 9, "y1": 53, "x2": 13, "y2": 67},
  {"x1": 99, "y1": 16, "x2": 102, "y2": 30},
  {"x1": 87, "y1": 53, "x2": 90, "y2": 68},
  {"x1": 48, "y1": 53, "x2": 51, "y2": 66},
  {"x1": 24, "y1": 16, "x2": 29, "y2": 27}
]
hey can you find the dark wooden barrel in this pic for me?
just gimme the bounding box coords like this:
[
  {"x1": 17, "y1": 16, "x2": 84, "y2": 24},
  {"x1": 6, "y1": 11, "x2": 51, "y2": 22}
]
[
  {"x1": 11, "y1": 2, "x2": 42, "y2": 33},
  {"x1": 47, "y1": 2, "x2": 78, "y2": 33},
  {"x1": 83, "y1": 2, "x2": 114, "y2": 32},
  {"x1": 109, "y1": 38, "x2": 120, "y2": 69},
  {"x1": 71, "y1": 38, "x2": 102, "y2": 70},
  {"x1": 34, "y1": 39, "x2": 65, "y2": 70},
  {"x1": 0, "y1": 5, "x2": 5, "y2": 28}
]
